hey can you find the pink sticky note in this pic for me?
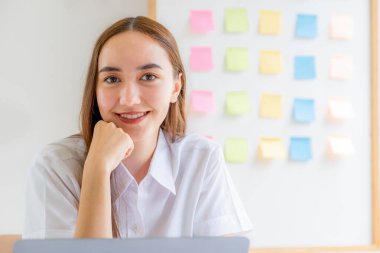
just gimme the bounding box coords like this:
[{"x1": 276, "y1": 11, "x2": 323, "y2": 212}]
[
  {"x1": 190, "y1": 47, "x2": 213, "y2": 72},
  {"x1": 190, "y1": 10, "x2": 214, "y2": 33},
  {"x1": 190, "y1": 90, "x2": 215, "y2": 113}
]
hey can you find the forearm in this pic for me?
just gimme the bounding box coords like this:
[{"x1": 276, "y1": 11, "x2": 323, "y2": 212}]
[{"x1": 74, "y1": 162, "x2": 112, "y2": 238}]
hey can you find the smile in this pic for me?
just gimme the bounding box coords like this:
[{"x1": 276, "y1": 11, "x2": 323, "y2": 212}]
[
  {"x1": 119, "y1": 112, "x2": 147, "y2": 119},
  {"x1": 116, "y1": 111, "x2": 150, "y2": 124}
]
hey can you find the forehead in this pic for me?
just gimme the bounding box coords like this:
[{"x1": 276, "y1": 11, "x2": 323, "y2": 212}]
[{"x1": 98, "y1": 31, "x2": 172, "y2": 69}]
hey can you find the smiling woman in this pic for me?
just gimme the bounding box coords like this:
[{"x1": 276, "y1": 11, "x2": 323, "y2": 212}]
[{"x1": 22, "y1": 16, "x2": 252, "y2": 239}]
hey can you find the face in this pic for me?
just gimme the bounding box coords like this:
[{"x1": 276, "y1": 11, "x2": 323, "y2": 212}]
[{"x1": 96, "y1": 31, "x2": 181, "y2": 143}]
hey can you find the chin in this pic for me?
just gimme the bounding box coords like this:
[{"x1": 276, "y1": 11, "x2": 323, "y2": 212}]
[{"x1": 121, "y1": 125, "x2": 158, "y2": 144}]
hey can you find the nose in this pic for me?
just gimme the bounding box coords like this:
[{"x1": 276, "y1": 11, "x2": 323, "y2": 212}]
[{"x1": 119, "y1": 82, "x2": 141, "y2": 106}]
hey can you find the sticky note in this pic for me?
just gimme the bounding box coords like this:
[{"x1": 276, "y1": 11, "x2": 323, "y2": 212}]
[
  {"x1": 259, "y1": 137, "x2": 286, "y2": 160},
  {"x1": 225, "y1": 91, "x2": 251, "y2": 115},
  {"x1": 225, "y1": 48, "x2": 250, "y2": 71},
  {"x1": 290, "y1": 137, "x2": 312, "y2": 161},
  {"x1": 293, "y1": 98, "x2": 315, "y2": 123},
  {"x1": 330, "y1": 55, "x2": 353, "y2": 80},
  {"x1": 328, "y1": 136, "x2": 355, "y2": 158},
  {"x1": 224, "y1": 138, "x2": 248, "y2": 163},
  {"x1": 190, "y1": 10, "x2": 214, "y2": 33},
  {"x1": 190, "y1": 90, "x2": 215, "y2": 113},
  {"x1": 259, "y1": 10, "x2": 281, "y2": 35},
  {"x1": 327, "y1": 97, "x2": 355, "y2": 120},
  {"x1": 259, "y1": 50, "x2": 282, "y2": 74},
  {"x1": 294, "y1": 56, "x2": 316, "y2": 80},
  {"x1": 330, "y1": 15, "x2": 353, "y2": 40},
  {"x1": 296, "y1": 14, "x2": 317, "y2": 38},
  {"x1": 259, "y1": 93, "x2": 282, "y2": 119},
  {"x1": 190, "y1": 47, "x2": 213, "y2": 72},
  {"x1": 224, "y1": 8, "x2": 249, "y2": 33}
]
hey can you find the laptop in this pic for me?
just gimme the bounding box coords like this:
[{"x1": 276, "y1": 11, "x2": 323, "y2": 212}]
[{"x1": 13, "y1": 237, "x2": 250, "y2": 253}]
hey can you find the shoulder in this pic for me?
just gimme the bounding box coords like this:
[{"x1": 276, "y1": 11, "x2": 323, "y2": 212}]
[
  {"x1": 29, "y1": 134, "x2": 86, "y2": 182},
  {"x1": 170, "y1": 132, "x2": 221, "y2": 155},
  {"x1": 38, "y1": 134, "x2": 87, "y2": 162},
  {"x1": 165, "y1": 131, "x2": 224, "y2": 169}
]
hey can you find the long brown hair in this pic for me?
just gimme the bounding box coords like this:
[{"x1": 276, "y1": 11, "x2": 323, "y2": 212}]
[{"x1": 79, "y1": 16, "x2": 187, "y2": 237}]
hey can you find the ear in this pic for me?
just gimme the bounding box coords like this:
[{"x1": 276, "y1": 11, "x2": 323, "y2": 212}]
[{"x1": 170, "y1": 73, "x2": 182, "y2": 103}]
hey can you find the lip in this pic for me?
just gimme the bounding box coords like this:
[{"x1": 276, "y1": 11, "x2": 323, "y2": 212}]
[{"x1": 116, "y1": 111, "x2": 149, "y2": 124}]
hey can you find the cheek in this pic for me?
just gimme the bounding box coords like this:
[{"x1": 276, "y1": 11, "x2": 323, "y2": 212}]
[
  {"x1": 96, "y1": 88, "x2": 117, "y2": 114},
  {"x1": 146, "y1": 86, "x2": 173, "y2": 110}
]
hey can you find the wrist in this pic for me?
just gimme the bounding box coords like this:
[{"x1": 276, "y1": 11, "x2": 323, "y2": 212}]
[{"x1": 83, "y1": 159, "x2": 112, "y2": 179}]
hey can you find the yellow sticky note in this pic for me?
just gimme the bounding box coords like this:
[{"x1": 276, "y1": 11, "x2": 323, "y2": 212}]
[
  {"x1": 328, "y1": 136, "x2": 355, "y2": 158},
  {"x1": 225, "y1": 91, "x2": 251, "y2": 115},
  {"x1": 259, "y1": 10, "x2": 281, "y2": 35},
  {"x1": 259, "y1": 93, "x2": 282, "y2": 119},
  {"x1": 328, "y1": 97, "x2": 355, "y2": 121},
  {"x1": 224, "y1": 138, "x2": 248, "y2": 163},
  {"x1": 330, "y1": 54, "x2": 353, "y2": 80},
  {"x1": 259, "y1": 137, "x2": 286, "y2": 160},
  {"x1": 224, "y1": 8, "x2": 249, "y2": 33},
  {"x1": 225, "y1": 48, "x2": 250, "y2": 71},
  {"x1": 259, "y1": 50, "x2": 282, "y2": 74}
]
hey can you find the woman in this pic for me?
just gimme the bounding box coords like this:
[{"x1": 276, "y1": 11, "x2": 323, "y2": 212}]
[{"x1": 23, "y1": 16, "x2": 252, "y2": 238}]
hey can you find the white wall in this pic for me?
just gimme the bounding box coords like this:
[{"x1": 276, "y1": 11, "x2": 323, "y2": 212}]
[
  {"x1": 157, "y1": 0, "x2": 374, "y2": 247},
  {"x1": 0, "y1": 0, "x2": 147, "y2": 233}
]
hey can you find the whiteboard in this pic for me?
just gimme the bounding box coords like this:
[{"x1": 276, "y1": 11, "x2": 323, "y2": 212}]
[{"x1": 150, "y1": 0, "x2": 379, "y2": 250}]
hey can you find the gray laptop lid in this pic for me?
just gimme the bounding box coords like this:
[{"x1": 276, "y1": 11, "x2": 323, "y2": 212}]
[{"x1": 14, "y1": 237, "x2": 249, "y2": 253}]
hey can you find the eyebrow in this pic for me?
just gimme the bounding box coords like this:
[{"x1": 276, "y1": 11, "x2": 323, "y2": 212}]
[
  {"x1": 137, "y1": 63, "x2": 162, "y2": 70},
  {"x1": 98, "y1": 63, "x2": 162, "y2": 74},
  {"x1": 98, "y1": 66, "x2": 121, "y2": 74}
]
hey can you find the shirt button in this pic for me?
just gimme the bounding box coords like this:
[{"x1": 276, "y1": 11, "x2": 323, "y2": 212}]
[{"x1": 132, "y1": 224, "x2": 138, "y2": 233}]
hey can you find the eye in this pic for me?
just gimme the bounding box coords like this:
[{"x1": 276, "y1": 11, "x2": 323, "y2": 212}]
[
  {"x1": 141, "y1": 73, "x2": 157, "y2": 81},
  {"x1": 104, "y1": 76, "x2": 120, "y2": 84}
]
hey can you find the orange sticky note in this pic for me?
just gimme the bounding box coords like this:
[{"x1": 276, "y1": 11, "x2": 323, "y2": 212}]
[
  {"x1": 190, "y1": 90, "x2": 215, "y2": 113},
  {"x1": 259, "y1": 50, "x2": 282, "y2": 74},
  {"x1": 259, "y1": 137, "x2": 286, "y2": 160},
  {"x1": 330, "y1": 54, "x2": 353, "y2": 80},
  {"x1": 259, "y1": 10, "x2": 281, "y2": 35},
  {"x1": 328, "y1": 136, "x2": 355, "y2": 158},
  {"x1": 259, "y1": 93, "x2": 283, "y2": 119},
  {"x1": 327, "y1": 97, "x2": 355, "y2": 121},
  {"x1": 190, "y1": 10, "x2": 214, "y2": 33},
  {"x1": 330, "y1": 15, "x2": 353, "y2": 40},
  {"x1": 190, "y1": 47, "x2": 213, "y2": 72}
]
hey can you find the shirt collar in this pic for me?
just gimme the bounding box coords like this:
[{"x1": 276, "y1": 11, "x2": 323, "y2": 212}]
[
  {"x1": 111, "y1": 163, "x2": 134, "y2": 203},
  {"x1": 148, "y1": 128, "x2": 176, "y2": 195},
  {"x1": 111, "y1": 128, "x2": 176, "y2": 203}
]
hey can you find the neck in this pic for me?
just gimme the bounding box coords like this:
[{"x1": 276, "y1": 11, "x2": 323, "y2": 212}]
[{"x1": 122, "y1": 129, "x2": 160, "y2": 184}]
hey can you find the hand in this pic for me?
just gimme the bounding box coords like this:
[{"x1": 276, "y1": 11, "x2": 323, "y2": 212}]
[{"x1": 85, "y1": 120, "x2": 134, "y2": 175}]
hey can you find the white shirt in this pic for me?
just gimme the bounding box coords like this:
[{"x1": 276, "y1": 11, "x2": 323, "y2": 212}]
[{"x1": 23, "y1": 129, "x2": 252, "y2": 238}]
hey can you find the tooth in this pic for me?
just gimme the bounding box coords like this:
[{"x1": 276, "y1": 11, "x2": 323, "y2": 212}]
[{"x1": 120, "y1": 112, "x2": 145, "y2": 119}]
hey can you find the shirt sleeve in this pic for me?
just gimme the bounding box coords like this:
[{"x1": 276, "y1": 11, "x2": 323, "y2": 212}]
[
  {"x1": 22, "y1": 147, "x2": 82, "y2": 239},
  {"x1": 193, "y1": 146, "x2": 253, "y2": 236}
]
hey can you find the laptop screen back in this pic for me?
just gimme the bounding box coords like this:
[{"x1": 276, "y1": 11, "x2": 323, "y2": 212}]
[{"x1": 14, "y1": 237, "x2": 249, "y2": 253}]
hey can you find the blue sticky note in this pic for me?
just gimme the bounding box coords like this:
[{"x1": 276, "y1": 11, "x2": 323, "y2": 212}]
[
  {"x1": 290, "y1": 137, "x2": 312, "y2": 161},
  {"x1": 293, "y1": 98, "x2": 315, "y2": 123},
  {"x1": 294, "y1": 56, "x2": 316, "y2": 79},
  {"x1": 296, "y1": 14, "x2": 317, "y2": 38}
]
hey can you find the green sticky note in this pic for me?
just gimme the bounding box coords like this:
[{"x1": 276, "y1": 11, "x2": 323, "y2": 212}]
[
  {"x1": 225, "y1": 48, "x2": 250, "y2": 71},
  {"x1": 224, "y1": 8, "x2": 249, "y2": 33},
  {"x1": 225, "y1": 91, "x2": 251, "y2": 115},
  {"x1": 224, "y1": 138, "x2": 248, "y2": 163}
]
